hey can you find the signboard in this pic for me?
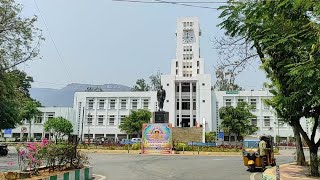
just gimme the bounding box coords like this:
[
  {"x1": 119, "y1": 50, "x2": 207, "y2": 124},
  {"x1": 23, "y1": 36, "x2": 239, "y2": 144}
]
[
  {"x1": 141, "y1": 123, "x2": 172, "y2": 154},
  {"x1": 226, "y1": 91, "x2": 239, "y2": 94},
  {"x1": 4, "y1": 129, "x2": 12, "y2": 138},
  {"x1": 218, "y1": 132, "x2": 224, "y2": 141}
]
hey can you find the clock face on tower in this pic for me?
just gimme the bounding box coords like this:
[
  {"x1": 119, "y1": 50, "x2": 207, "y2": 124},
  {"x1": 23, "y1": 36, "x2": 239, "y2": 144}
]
[{"x1": 182, "y1": 30, "x2": 194, "y2": 44}]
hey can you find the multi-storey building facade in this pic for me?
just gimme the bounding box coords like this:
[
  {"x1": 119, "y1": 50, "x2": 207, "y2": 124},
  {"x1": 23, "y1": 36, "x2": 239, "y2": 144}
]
[
  {"x1": 162, "y1": 17, "x2": 213, "y2": 131},
  {"x1": 73, "y1": 91, "x2": 157, "y2": 141},
  {"x1": 8, "y1": 107, "x2": 75, "y2": 140},
  {"x1": 3, "y1": 17, "x2": 314, "y2": 143},
  {"x1": 213, "y1": 91, "x2": 312, "y2": 142}
]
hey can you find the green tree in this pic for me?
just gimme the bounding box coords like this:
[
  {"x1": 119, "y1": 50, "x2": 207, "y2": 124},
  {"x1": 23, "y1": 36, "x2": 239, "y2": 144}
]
[
  {"x1": 218, "y1": 0, "x2": 319, "y2": 174},
  {"x1": 119, "y1": 109, "x2": 151, "y2": 138},
  {"x1": 132, "y1": 79, "x2": 150, "y2": 91},
  {"x1": 205, "y1": 132, "x2": 217, "y2": 143},
  {"x1": 149, "y1": 71, "x2": 161, "y2": 91},
  {"x1": 20, "y1": 99, "x2": 42, "y2": 141},
  {"x1": 44, "y1": 117, "x2": 73, "y2": 144},
  {"x1": 219, "y1": 102, "x2": 258, "y2": 142},
  {"x1": 0, "y1": 0, "x2": 44, "y2": 71},
  {"x1": 0, "y1": 70, "x2": 38, "y2": 130}
]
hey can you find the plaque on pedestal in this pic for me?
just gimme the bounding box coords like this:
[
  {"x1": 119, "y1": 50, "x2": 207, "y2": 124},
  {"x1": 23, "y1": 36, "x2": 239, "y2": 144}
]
[{"x1": 152, "y1": 111, "x2": 169, "y2": 123}]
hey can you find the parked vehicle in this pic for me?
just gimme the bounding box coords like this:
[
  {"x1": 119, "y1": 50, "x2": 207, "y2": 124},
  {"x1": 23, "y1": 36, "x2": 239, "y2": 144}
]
[
  {"x1": 0, "y1": 144, "x2": 8, "y2": 156},
  {"x1": 120, "y1": 139, "x2": 133, "y2": 145},
  {"x1": 242, "y1": 135, "x2": 276, "y2": 172},
  {"x1": 131, "y1": 138, "x2": 142, "y2": 143}
]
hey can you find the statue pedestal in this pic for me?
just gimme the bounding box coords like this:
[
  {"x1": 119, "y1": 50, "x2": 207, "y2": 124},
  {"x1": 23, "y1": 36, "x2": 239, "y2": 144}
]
[{"x1": 152, "y1": 111, "x2": 169, "y2": 123}]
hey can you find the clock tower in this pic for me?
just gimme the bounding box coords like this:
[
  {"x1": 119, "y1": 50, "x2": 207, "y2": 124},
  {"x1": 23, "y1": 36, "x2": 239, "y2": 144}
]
[{"x1": 161, "y1": 17, "x2": 213, "y2": 132}]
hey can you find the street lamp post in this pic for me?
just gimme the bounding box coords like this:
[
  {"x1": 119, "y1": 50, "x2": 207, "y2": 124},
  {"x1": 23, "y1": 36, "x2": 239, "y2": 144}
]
[{"x1": 88, "y1": 113, "x2": 91, "y2": 145}]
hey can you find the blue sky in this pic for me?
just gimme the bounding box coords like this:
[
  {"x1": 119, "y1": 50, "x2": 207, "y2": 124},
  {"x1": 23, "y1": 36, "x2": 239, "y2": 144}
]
[{"x1": 17, "y1": 0, "x2": 266, "y2": 90}]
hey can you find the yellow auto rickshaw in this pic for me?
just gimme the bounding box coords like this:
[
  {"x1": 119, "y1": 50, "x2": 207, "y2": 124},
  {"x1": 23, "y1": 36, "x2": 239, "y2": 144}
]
[{"x1": 242, "y1": 135, "x2": 276, "y2": 172}]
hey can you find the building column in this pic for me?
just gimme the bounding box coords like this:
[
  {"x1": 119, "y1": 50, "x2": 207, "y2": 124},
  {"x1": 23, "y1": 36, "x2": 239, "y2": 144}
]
[
  {"x1": 179, "y1": 82, "x2": 182, "y2": 127},
  {"x1": 190, "y1": 82, "x2": 193, "y2": 127}
]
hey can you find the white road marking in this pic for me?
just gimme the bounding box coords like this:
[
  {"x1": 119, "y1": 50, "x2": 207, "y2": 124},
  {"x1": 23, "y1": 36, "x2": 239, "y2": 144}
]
[
  {"x1": 93, "y1": 174, "x2": 107, "y2": 180},
  {"x1": 250, "y1": 172, "x2": 257, "y2": 180}
]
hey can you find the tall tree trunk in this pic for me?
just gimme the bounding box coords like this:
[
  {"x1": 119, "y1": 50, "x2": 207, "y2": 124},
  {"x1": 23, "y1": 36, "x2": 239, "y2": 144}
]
[
  {"x1": 310, "y1": 147, "x2": 319, "y2": 176},
  {"x1": 292, "y1": 124, "x2": 306, "y2": 165}
]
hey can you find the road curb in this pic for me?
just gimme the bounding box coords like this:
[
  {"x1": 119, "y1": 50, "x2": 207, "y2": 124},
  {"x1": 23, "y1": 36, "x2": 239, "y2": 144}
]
[{"x1": 262, "y1": 163, "x2": 292, "y2": 180}]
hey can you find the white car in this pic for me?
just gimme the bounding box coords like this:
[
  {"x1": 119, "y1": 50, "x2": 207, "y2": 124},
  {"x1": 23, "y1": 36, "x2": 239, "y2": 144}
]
[{"x1": 131, "y1": 138, "x2": 142, "y2": 143}]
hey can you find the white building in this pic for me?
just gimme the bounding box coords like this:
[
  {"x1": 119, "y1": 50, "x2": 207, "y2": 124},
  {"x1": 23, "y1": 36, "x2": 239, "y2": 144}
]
[
  {"x1": 73, "y1": 91, "x2": 157, "y2": 141},
  {"x1": 3, "y1": 17, "x2": 314, "y2": 143},
  {"x1": 213, "y1": 90, "x2": 312, "y2": 142},
  {"x1": 161, "y1": 17, "x2": 213, "y2": 131},
  {"x1": 9, "y1": 107, "x2": 76, "y2": 140}
]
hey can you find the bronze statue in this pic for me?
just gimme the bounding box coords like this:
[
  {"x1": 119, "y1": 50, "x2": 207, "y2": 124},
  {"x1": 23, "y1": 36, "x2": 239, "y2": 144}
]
[{"x1": 157, "y1": 85, "x2": 166, "y2": 111}]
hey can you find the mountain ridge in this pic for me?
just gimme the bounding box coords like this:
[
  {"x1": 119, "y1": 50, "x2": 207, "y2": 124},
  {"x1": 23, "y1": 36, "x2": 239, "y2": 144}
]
[{"x1": 30, "y1": 83, "x2": 132, "y2": 107}]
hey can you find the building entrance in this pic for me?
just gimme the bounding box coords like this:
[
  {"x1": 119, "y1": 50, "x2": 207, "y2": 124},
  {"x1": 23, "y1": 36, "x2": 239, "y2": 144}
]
[{"x1": 182, "y1": 118, "x2": 190, "y2": 127}]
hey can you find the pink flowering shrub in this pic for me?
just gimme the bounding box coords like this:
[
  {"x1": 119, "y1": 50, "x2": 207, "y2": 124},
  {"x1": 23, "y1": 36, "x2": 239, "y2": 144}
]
[
  {"x1": 16, "y1": 138, "x2": 50, "y2": 175},
  {"x1": 16, "y1": 138, "x2": 89, "y2": 175}
]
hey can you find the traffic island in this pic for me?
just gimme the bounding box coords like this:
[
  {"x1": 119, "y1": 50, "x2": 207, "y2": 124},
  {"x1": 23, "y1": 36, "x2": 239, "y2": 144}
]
[{"x1": 3, "y1": 166, "x2": 92, "y2": 180}]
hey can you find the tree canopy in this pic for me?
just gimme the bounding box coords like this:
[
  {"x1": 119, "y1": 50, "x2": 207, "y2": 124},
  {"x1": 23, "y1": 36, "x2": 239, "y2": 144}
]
[
  {"x1": 119, "y1": 109, "x2": 151, "y2": 137},
  {"x1": 132, "y1": 78, "x2": 150, "y2": 91},
  {"x1": 0, "y1": 0, "x2": 44, "y2": 71},
  {"x1": 218, "y1": 0, "x2": 320, "y2": 175},
  {"x1": 44, "y1": 117, "x2": 73, "y2": 143},
  {"x1": 219, "y1": 102, "x2": 258, "y2": 141}
]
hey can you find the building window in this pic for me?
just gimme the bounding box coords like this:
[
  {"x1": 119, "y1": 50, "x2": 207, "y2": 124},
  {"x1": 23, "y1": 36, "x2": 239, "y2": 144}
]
[
  {"x1": 202, "y1": 100, "x2": 205, "y2": 103},
  {"x1": 87, "y1": 115, "x2": 93, "y2": 125},
  {"x1": 278, "y1": 118, "x2": 285, "y2": 127},
  {"x1": 47, "y1": 113, "x2": 54, "y2": 121},
  {"x1": 250, "y1": 99, "x2": 257, "y2": 109},
  {"x1": 87, "y1": 99, "x2": 94, "y2": 109},
  {"x1": 176, "y1": 61, "x2": 178, "y2": 67},
  {"x1": 167, "y1": 83, "x2": 169, "y2": 86},
  {"x1": 109, "y1": 99, "x2": 116, "y2": 109},
  {"x1": 176, "y1": 85, "x2": 180, "y2": 92},
  {"x1": 98, "y1": 115, "x2": 104, "y2": 125},
  {"x1": 120, "y1": 99, "x2": 127, "y2": 109},
  {"x1": 225, "y1": 99, "x2": 232, "y2": 107},
  {"x1": 238, "y1": 99, "x2": 244, "y2": 102},
  {"x1": 202, "y1": 83, "x2": 205, "y2": 86},
  {"x1": 182, "y1": 99, "x2": 190, "y2": 110},
  {"x1": 119, "y1": 115, "x2": 126, "y2": 125},
  {"x1": 251, "y1": 118, "x2": 257, "y2": 126},
  {"x1": 143, "y1": 99, "x2": 149, "y2": 109},
  {"x1": 176, "y1": 69, "x2": 178, "y2": 75},
  {"x1": 176, "y1": 100, "x2": 179, "y2": 110},
  {"x1": 197, "y1": 61, "x2": 199, "y2": 67},
  {"x1": 98, "y1": 99, "x2": 105, "y2": 109},
  {"x1": 34, "y1": 115, "x2": 43, "y2": 124},
  {"x1": 264, "y1": 116, "x2": 270, "y2": 127},
  {"x1": 181, "y1": 83, "x2": 190, "y2": 92},
  {"x1": 108, "y1": 115, "x2": 115, "y2": 125},
  {"x1": 132, "y1": 99, "x2": 138, "y2": 109},
  {"x1": 197, "y1": 69, "x2": 199, "y2": 74}
]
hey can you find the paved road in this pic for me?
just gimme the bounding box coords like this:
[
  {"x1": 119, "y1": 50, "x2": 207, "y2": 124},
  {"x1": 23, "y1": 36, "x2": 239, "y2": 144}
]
[
  {"x1": 90, "y1": 154, "x2": 294, "y2": 180},
  {"x1": 0, "y1": 147, "x2": 295, "y2": 180}
]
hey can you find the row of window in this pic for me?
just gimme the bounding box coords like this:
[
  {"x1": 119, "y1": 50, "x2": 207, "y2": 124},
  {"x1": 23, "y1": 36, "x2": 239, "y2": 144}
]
[
  {"x1": 251, "y1": 117, "x2": 286, "y2": 127},
  {"x1": 183, "y1": 54, "x2": 193, "y2": 60},
  {"x1": 224, "y1": 98, "x2": 269, "y2": 109},
  {"x1": 183, "y1": 21, "x2": 193, "y2": 28},
  {"x1": 25, "y1": 113, "x2": 55, "y2": 124},
  {"x1": 86, "y1": 115, "x2": 126, "y2": 125},
  {"x1": 176, "y1": 61, "x2": 200, "y2": 67},
  {"x1": 87, "y1": 99, "x2": 149, "y2": 110},
  {"x1": 183, "y1": 46, "x2": 192, "y2": 52}
]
